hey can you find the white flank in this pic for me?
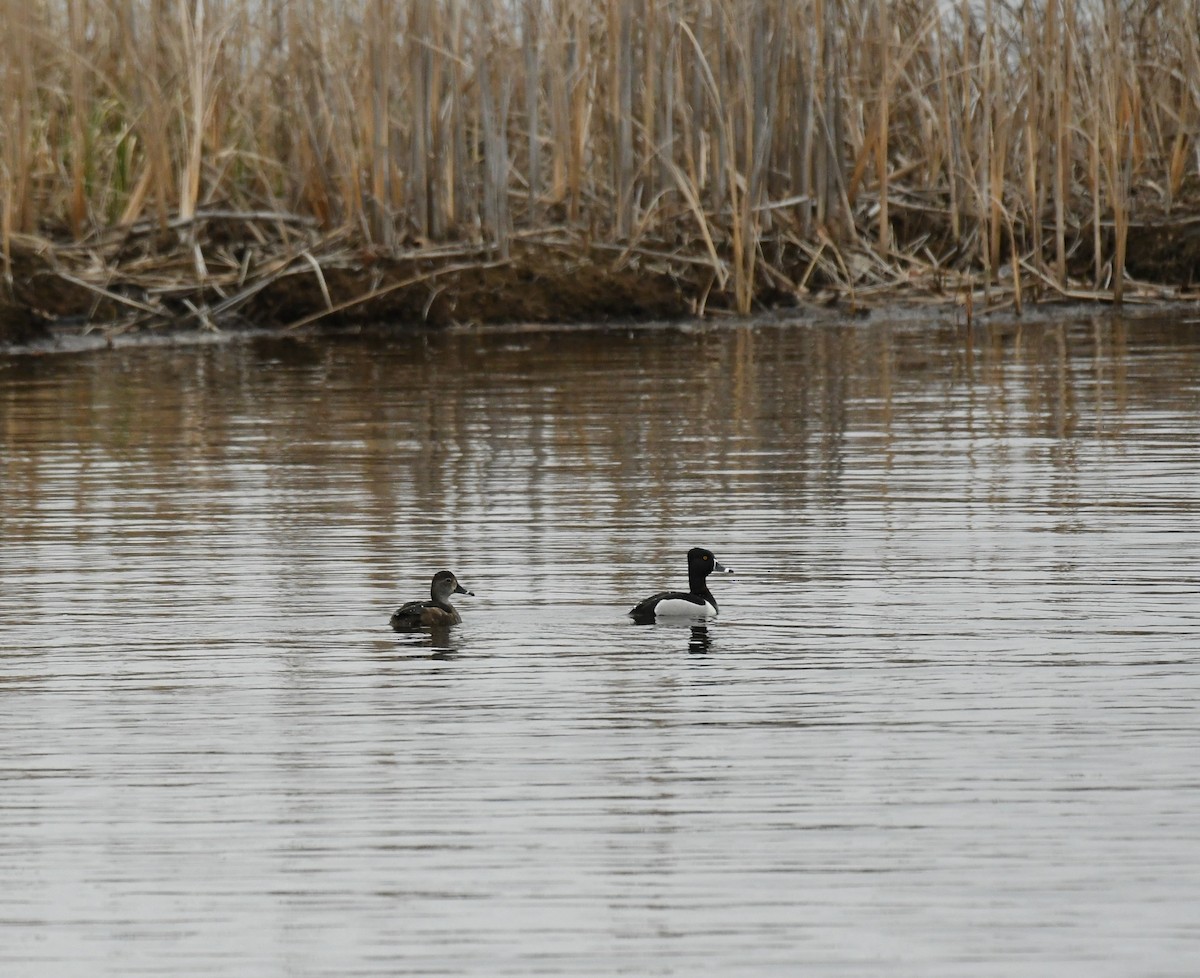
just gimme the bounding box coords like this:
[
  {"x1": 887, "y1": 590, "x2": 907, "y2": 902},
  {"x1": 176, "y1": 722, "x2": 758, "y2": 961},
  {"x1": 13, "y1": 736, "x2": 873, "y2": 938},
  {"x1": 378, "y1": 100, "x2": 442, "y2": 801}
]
[{"x1": 652, "y1": 597, "x2": 716, "y2": 618}]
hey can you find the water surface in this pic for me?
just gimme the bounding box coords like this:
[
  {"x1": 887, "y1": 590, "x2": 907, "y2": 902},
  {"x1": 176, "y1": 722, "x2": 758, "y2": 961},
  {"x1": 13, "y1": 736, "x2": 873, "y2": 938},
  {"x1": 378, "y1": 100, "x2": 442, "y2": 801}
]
[{"x1": 2, "y1": 314, "x2": 1199, "y2": 976}]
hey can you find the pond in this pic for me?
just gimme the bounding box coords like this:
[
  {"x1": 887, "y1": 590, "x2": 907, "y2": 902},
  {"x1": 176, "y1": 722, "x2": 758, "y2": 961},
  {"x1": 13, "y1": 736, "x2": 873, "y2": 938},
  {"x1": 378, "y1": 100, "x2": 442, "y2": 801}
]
[{"x1": 2, "y1": 313, "x2": 1199, "y2": 976}]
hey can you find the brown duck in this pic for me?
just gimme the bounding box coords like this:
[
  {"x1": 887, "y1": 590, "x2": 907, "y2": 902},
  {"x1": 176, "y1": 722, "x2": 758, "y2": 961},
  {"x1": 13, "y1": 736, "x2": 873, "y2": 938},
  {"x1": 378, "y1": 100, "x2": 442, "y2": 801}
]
[{"x1": 390, "y1": 571, "x2": 474, "y2": 629}]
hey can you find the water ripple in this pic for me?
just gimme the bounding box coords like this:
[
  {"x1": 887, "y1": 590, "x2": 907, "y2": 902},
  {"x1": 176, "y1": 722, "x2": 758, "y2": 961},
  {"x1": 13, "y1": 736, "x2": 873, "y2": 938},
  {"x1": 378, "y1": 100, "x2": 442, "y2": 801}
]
[{"x1": 3, "y1": 317, "x2": 1200, "y2": 976}]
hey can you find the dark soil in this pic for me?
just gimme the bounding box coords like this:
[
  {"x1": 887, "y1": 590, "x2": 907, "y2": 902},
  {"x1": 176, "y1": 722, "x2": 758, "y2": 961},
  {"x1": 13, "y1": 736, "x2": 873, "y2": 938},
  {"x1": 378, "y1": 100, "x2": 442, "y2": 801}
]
[{"x1": 241, "y1": 252, "x2": 691, "y2": 328}]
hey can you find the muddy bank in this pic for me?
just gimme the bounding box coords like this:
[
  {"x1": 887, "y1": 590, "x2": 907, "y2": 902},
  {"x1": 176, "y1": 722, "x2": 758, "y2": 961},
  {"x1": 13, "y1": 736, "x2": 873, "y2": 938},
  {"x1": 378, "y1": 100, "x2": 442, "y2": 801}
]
[
  {"x1": 5, "y1": 213, "x2": 1200, "y2": 352},
  {"x1": 1, "y1": 233, "x2": 699, "y2": 350}
]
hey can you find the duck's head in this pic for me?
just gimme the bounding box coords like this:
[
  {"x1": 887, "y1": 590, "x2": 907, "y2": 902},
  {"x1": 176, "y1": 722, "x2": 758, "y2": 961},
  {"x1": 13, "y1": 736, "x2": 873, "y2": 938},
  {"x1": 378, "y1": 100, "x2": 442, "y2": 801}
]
[
  {"x1": 687, "y1": 547, "x2": 733, "y2": 578},
  {"x1": 431, "y1": 570, "x2": 474, "y2": 602}
]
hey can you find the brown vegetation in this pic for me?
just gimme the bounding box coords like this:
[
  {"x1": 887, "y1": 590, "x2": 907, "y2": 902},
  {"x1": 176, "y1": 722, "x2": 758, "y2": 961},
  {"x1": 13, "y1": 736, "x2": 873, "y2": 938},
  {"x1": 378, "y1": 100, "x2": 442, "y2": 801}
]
[{"x1": 3, "y1": 0, "x2": 1200, "y2": 346}]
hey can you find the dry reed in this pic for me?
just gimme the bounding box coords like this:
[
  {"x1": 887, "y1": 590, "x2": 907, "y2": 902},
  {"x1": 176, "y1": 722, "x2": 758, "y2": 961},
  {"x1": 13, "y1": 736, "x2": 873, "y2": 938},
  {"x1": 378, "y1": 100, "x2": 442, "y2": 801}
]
[{"x1": 3, "y1": 0, "x2": 1200, "y2": 334}]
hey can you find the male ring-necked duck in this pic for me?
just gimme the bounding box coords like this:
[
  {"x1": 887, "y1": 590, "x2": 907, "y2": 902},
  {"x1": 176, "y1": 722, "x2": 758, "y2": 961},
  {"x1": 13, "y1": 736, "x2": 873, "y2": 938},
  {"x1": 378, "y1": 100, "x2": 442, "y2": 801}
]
[
  {"x1": 628, "y1": 547, "x2": 734, "y2": 623},
  {"x1": 390, "y1": 570, "x2": 474, "y2": 630}
]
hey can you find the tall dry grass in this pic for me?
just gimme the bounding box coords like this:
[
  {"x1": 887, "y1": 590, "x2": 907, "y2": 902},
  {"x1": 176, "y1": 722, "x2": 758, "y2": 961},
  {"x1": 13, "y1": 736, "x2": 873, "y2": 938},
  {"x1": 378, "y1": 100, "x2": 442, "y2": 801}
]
[{"x1": 3, "y1": 0, "x2": 1200, "y2": 314}]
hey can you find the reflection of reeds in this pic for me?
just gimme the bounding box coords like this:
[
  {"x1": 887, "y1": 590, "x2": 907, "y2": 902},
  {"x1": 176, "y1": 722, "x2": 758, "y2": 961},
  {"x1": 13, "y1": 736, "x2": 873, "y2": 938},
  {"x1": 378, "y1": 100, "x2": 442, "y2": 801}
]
[{"x1": 3, "y1": 0, "x2": 1200, "y2": 327}]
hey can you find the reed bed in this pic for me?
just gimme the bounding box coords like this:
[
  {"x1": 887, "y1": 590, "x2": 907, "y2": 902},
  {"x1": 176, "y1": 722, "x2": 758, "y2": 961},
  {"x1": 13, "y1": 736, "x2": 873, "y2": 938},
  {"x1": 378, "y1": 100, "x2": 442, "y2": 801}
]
[{"x1": 3, "y1": 0, "x2": 1200, "y2": 337}]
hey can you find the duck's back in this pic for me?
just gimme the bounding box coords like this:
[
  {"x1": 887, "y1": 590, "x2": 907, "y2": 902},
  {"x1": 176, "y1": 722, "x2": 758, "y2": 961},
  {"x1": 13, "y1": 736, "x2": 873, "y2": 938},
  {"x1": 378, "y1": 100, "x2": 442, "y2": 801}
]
[{"x1": 389, "y1": 600, "x2": 426, "y2": 629}]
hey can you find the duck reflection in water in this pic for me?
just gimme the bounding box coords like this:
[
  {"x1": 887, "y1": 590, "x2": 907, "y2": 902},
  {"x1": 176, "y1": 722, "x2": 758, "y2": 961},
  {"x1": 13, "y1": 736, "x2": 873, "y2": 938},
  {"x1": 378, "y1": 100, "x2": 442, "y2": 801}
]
[
  {"x1": 390, "y1": 624, "x2": 459, "y2": 659},
  {"x1": 688, "y1": 625, "x2": 711, "y2": 654},
  {"x1": 427, "y1": 626, "x2": 458, "y2": 659}
]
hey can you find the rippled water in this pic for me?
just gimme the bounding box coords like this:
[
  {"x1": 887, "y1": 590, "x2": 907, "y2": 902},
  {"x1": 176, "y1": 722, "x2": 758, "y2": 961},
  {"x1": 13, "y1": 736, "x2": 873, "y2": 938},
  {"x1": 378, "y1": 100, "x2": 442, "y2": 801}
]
[{"x1": 3, "y1": 315, "x2": 1200, "y2": 976}]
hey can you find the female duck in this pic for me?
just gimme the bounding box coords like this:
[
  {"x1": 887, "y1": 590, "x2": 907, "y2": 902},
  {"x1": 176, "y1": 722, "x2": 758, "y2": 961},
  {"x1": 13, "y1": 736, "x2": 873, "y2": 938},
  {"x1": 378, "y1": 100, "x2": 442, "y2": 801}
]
[
  {"x1": 628, "y1": 547, "x2": 734, "y2": 623},
  {"x1": 390, "y1": 570, "x2": 474, "y2": 630}
]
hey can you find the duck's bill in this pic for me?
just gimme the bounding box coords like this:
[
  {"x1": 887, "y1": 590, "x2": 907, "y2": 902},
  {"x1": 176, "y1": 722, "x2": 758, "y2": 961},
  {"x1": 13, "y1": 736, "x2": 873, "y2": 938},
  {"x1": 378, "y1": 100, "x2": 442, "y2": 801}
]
[
  {"x1": 455, "y1": 584, "x2": 475, "y2": 596},
  {"x1": 713, "y1": 561, "x2": 734, "y2": 574}
]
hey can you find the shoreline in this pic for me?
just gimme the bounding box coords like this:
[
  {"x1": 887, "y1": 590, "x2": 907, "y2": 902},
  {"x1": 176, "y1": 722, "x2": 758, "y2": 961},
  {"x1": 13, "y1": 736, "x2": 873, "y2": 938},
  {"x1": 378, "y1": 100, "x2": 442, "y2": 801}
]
[
  {"x1": 4, "y1": 260, "x2": 1198, "y2": 361},
  {"x1": 5, "y1": 213, "x2": 1200, "y2": 355}
]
